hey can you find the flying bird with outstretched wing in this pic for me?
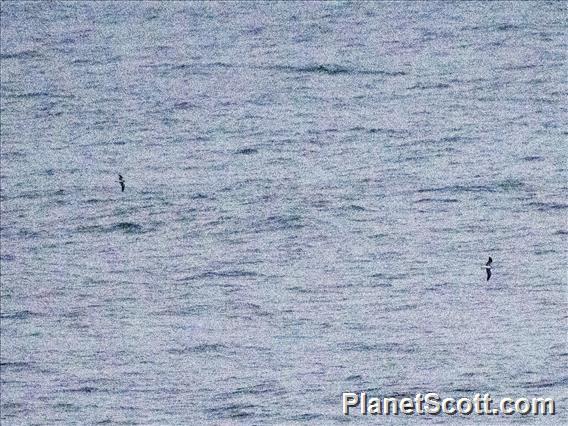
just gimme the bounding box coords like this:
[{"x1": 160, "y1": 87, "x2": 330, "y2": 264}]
[{"x1": 118, "y1": 174, "x2": 125, "y2": 192}]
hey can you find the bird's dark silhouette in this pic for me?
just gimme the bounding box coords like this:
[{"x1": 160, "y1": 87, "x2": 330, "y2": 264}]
[
  {"x1": 485, "y1": 257, "x2": 493, "y2": 281},
  {"x1": 118, "y1": 174, "x2": 125, "y2": 192}
]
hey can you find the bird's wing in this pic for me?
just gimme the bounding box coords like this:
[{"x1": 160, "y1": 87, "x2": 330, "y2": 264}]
[{"x1": 486, "y1": 269, "x2": 491, "y2": 281}]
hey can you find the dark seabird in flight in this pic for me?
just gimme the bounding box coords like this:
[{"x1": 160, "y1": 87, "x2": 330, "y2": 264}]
[
  {"x1": 485, "y1": 257, "x2": 493, "y2": 281},
  {"x1": 118, "y1": 174, "x2": 125, "y2": 192}
]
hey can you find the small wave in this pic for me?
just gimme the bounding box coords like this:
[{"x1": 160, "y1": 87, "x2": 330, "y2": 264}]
[
  {"x1": 450, "y1": 387, "x2": 478, "y2": 393},
  {"x1": 168, "y1": 343, "x2": 227, "y2": 355},
  {"x1": 496, "y1": 178, "x2": 525, "y2": 191},
  {"x1": 239, "y1": 302, "x2": 272, "y2": 317},
  {"x1": 417, "y1": 184, "x2": 496, "y2": 194},
  {"x1": 205, "y1": 61, "x2": 234, "y2": 69},
  {"x1": 409, "y1": 82, "x2": 451, "y2": 90},
  {"x1": 370, "y1": 272, "x2": 402, "y2": 281},
  {"x1": 183, "y1": 270, "x2": 259, "y2": 280},
  {"x1": 78, "y1": 222, "x2": 144, "y2": 234},
  {"x1": 190, "y1": 343, "x2": 227, "y2": 353},
  {"x1": 368, "y1": 127, "x2": 409, "y2": 137},
  {"x1": 415, "y1": 198, "x2": 459, "y2": 203},
  {"x1": 71, "y1": 58, "x2": 93, "y2": 65},
  {"x1": 286, "y1": 285, "x2": 313, "y2": 293},
  {"x1": 77, "y1": 225, "x2": 103, "y2": 233},
  {"x1": 17, "y1": 228, "x2": 41, "y2": 239},
  {"x1": 109, "y1": 222, "x2": 143, "y2": 233},
  {"x1": 227, "y1": 382, "x2": 281, "y2": 397},
  {"x1": 528, "y1": 202, "x2": 567, "y2": 211},
  {"x1": 261, "y1": 214, "x2": 304, "y2": 231},
  {"x1": 173, "y1": 101, "x2": 196, "y2": 110},
  {"x1": 85, "y1": 198, "x2": 105, "y2": 204},
  {"x1": 288, "y1": 413, "x2": 324, "y2": 421},
  {"x1": 269, "y1": 63, "x2": 406, "y2": 76},
  {"x1": 1, "y1": 310, "x2": 42, "y2": 320},
  {"x1": 439, "y1": 135, "x2": 474, "y2": 143},
  {"x1": 235, "y1": 147, "x2": 258, "y2": 155},
  {"x1": 0, "y1": 50, "x2": 40, "y2": 60},
  {"x1": 417, "y1": 180, "x2": 525, "y2": 194},
  {"x1": 63, "y1": 386, "x2": 98, "y2": 393},
  {"x1": 190, "y1": 192, "x2": 209, "y2": 199},
  {"x1": 347, "y1": 204, "x2": 366, "y2": 211},
  {"x1": 345, "y1": 374, "x2": 363, "y2": 381},
  {"x1": 208, "y1": 403, "x2": 257, "y2": 419},
  {"x1": 522, "y1": 155, "x2": 543, "y2": 162},
  {"x1": 503, "y1": 63, "x2": 538, "y2": 71},
  {"x1": 164, "y1": 61, "x2": 406, "y2": 78},
  {"x1": 5, "y1": 92, "x2": 50, "y2": 99},
  {"x1": 338, "y1": 342, "x2": 415, "y2": 353},
  {"x1": 0, "y1": 253, "x2": 16, "y2": 262},
  {"x1": 535, "y1": 249, "x2": 555, "y2": 255},
  {"x1": 495, "y1": 23, "x2": 522, "y2": 32},
  {"x1": 155, "y1": 305, "x2": 209, "y2": 316},
  {"x1": 523, "y1": 377, "x2": 568, "y2": 389},
  {"x1": 0, "y1": 361, "x2": 32, "y2": 371},
  {"x1": 384, "y1": 303, "x2": 418, "y2": 313},
  {"x1": 4, "y1": 91, "x2": 73, "y2": 100}
]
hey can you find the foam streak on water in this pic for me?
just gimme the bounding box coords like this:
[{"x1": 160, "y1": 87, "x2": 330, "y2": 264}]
[{"x1": 1, "y1": 2, "x2": 566, "y2": 424}]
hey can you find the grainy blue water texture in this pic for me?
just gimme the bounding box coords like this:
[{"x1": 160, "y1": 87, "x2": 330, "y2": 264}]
[{"x1": 1, "y1": 2, "x2": 566, "y2": 424}]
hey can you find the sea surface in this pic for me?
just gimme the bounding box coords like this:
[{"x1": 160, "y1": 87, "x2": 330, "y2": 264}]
[{"x1": 1, "y1": 2, "x2": 566, "y2": 424}]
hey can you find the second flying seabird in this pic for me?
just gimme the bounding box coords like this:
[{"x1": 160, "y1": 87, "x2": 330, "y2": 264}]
[
  {"x1": 118, "y1": 174, "x2": 125, "y2": 192},
  {"x1": 485, "y1": 257, "x2": 493, "y2": 281}
]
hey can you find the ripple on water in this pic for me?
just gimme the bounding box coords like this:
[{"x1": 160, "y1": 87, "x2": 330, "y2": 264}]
[
  {"x1": 167, "y1": 343, "x2": 228, "y2": 355},
  {"x1": 77, "y1": 222, "x2": 144, "y2": 234}
]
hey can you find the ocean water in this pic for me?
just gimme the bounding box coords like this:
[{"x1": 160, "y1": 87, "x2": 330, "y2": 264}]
[{"x1": 1, "y1": 1, "x2": 566, "y2": 424}]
